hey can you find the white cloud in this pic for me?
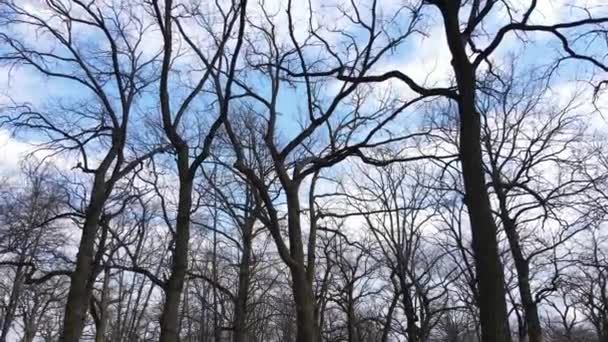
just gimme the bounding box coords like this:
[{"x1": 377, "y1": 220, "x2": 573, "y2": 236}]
[{"x1": 0, "y1": 129, "x2": 32, "y2": 178}]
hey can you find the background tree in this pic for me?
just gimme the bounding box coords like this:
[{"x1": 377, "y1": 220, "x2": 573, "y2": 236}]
[{"x1": 0, "y1": 1, "x2": 607, "y2": 342}]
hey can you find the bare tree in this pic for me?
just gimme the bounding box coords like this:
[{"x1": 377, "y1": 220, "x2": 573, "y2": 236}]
[
  {"x1": 0, "y1": 162, "x2": 66, "y2": 342},
  {"x1": 0, "y1": 1, "x2": 607, "y2": 342},
  {"x1": 0, "y1": 1, "x2": 167, "y2": 340},
  {"x1": 147, "y1": 0, "x2": 247, "y2": 339},
  {"x1": 222, "y1": 1, "x2": 433, "y2": 339},
  {"x1": 479, "y1": 63, "x2": 594, "y2": 342},
  {"x1": 340, "y1": 163, "x2": 454, "y2": 342},
  {"x1": 334, "y1": 2, "x2": 608, "y2": 341}
]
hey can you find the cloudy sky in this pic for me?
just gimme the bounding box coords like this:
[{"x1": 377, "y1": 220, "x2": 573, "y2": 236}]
[{"x1": 0, "y1": 0, "x2": 606, "y2": 180}]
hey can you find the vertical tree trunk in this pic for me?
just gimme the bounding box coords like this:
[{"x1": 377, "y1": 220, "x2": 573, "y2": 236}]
[
  {"x1": 380, "y1": 291, "x2": 399, "y2": 342},
  {"x1": 22, "y1": 318, "x2": 37, "y2": 342},
  {"x1": 233, "y1": 221, "x2": 253, "y2": 342},
  {"x1": 399, "y1": 279, "x2": 420, "y2": 342},
  {"x1": 61, "y1": 176, "x2": 107, "y2": 342},
  {"x1": 493, "y1": 174, "x2": 543, "y2": 342},
  {"x1": 200, "y1": 292, "x2": 208, "y2": 342},
  {"x1": 600, "y1": 317, "x2": 608, "y2": 342},
  {"x1": 284, "y1": 185, "x2": 319, "y2": 342},
  {"x1": 94, "y1": 268, "x2": 110, "y2": 342},
  {"x1": 22, "y1": 302, "x2": 44, "y2": 342},
  {"x1": 0, "y1": 264, "x2": 25, "y2": 342},
  {"x1": 346, "y1": 291, "x2": 360, "y2": 342},
  {"x1": 291, "y1": 268, "x2": 318, "y2": 342},
  {"x1": 212, "y1": 199, "x2": 221, "y2": 342},
  {"x1": 159, "y1": 164, "x2": 193, "y2": 342},
  {"x1": 436, "y1": 2, "x2": 512, "y2": 342}
]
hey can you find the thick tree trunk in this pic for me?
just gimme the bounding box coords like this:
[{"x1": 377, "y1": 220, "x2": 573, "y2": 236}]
[
  {"x1": 436, "y1": 2, "x2": 512, "y2": 342},
  {"x1": 380, "y1": 291, "x2": 399, "y2": 342},
  {"x1": 212, "y1": 208, "x2": 221, "y2": 342},
  {"x1": 61, "y1": 176, "x2": 107, "y2": 342},
  {"x1": 346, "y1": 293, "x2": 360, "y2": 342},
  {"x1": 94, "y1": 269, "x2": 110, "y2": 342},
  {"x1": 233, "y1": 222, "x2": 253, "y2": 342},
  {"x1": 22, "y1": 305, "x2": 43, "y2": 342},
  {"x1": 399, "y1": 279, "x2": 421, "y2": 342},
  {"x1": 456, "y1": 75, "x2": 512, "y2": 342},
  {"x1": 0, "y1": 264, "x2": 25, "y2": 342},
  {"x1": 291, "y1": 268, "x2": 318, "y2": 342},
  {"x1": 493, "y1": 175, "x2": 543, "y2": 342},
  {"x1": 61, "y1": 219, "x2": 101, "y2": 342},
  {"x1": 159, "y1": 165, "x2": 193, "y2": 342},
  {"x1": 600, "y1": 317, "x2": 608, "y2": 342},
  {"x1": 284, "y1": 186, "x2": 319, "y2": 342},
  {"x1": 22, "y1": 319, "x2": 37, "y2": 342}
]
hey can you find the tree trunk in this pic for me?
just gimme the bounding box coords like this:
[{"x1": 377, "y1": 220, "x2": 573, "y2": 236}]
[
  {"x1": 380, "y1": 291, "x2": 399, "y2": 342},
  {"x1": 284, "y1": 185, "x2": 319, "y2": 342},
  {"x1": 399, "y1": 279, "x2": 421, "y2": 342},
  {"x1": 291, "y1": 267, "x2": 318, "y2": 342},
  {"x1": 22, "y1": 305, "x2": 42, "y2": 342},
  {"x1": 597, "y1": 315, "x2": 608, "y2": 342},
  {"x1": 346, "y1": 291, "x2": 360, "y2": 342},
  {"x1": 233, "y1": 221, "x2": 253, "y2": 342},
  {"x1": 159, "y1": 164, "x2": 193, "y2": 342},
  {"x1": 493, "y1": 174, "x2": 543, "y2": 342},
  {"x1": 436, "y1": 2, "x2": 512, "y2": 342},
  {"x1": 22, "y1": 319, "x2": 37, "y2": 342},
  {"x1": 94, "y1": 268, "x2": 110, "y2": 342},
  {"x1": 61, "y1": 176, "x2": 107, "y2": 342},
  {"x1": 0, "y1": 263, "x2": 25, "y2": 342},
  {"x1": 212, "y1": 201, "x2": 221, "y2": 342}
]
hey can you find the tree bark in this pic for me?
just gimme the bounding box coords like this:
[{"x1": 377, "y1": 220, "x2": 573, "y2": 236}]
[
  {"x1": 233, "y1": 221, "x2": 253, "y2": 342},
  {"x1": 61, "y1": 175, "x2": 107, "y2": 342},
  {"x1": 492, "y1": 173, "x2": 543, "y2": 342},
  {"x1": 94, "y1": 268, "x2": 110, "y2": 342},
  {"x1": 399, "y1": 278, "x2": 421, "y2": 342},
  {"x1": 435, "y1": 2, "x2": 512, "y2": 342},
  {"x1": 346, "y1": 290, "x2": 360, "y2": 342},
  {"x1": 22, "y1": 318, "x2": 37, "y2": 342},
  {"x1": 285, "y1": 186, "x2": 319, "y2": 342},
  {"x1": 0, "y1": 264, "x2": 25, "y2": 342},
  {"x1": 159, "y1": 159, "x2": 193, "y2": 342},
  {"x1": 212, "y1": 201, "x2": 221, "y2": 342},
  {"x1": 600, "y1": 317, "x2": 608, "y2": 342},
  {"x1": 291, "y1": 268, "x2": 318, "y2": 342},
  {"x1": 380, "y1": 291, "x2": 399, "y2": 342}
]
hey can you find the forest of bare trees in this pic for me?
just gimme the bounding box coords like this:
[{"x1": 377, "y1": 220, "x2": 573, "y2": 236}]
[{"x1": 0, "y1": 0, "x2": 607, "y2": 341}]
